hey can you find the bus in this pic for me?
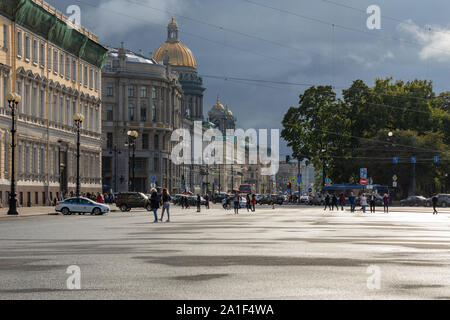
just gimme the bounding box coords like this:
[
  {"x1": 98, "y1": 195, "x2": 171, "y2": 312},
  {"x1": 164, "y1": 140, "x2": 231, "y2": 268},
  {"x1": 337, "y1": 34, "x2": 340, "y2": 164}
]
[{"x1": 239, "y1": 184, "x2": 252, "y2": 194}]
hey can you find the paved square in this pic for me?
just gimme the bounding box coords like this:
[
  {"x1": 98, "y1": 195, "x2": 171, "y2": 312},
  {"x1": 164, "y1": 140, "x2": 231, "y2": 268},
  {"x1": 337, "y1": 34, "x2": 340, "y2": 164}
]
[{"x1": 0, "y1": 205, "x2": 449, "y2": 299}]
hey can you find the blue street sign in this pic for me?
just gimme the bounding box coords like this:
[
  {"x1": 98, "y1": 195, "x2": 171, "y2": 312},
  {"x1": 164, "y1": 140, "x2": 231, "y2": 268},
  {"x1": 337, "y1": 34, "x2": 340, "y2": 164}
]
[
  {"x1": 181, "y1": 185, "x2": 186, "y2": 190},
  {"x1": 325, "y1": 178, "x2": 331, "y2": 184},
  {"x1": 308, "y1": 188, "x2": 313, "y2": 193},
  {"x1": 411, "y1": 157, "x2": 416, "y2": 164},
  {"x1": 360, "y1": 168, "x2": 367, "y2": 179},
  {"x1": 150, "y1": 175, "x2": 157, "y2": 183},
  {"x1": 297, "y1": 174, "x2": 302, "y2": 183},
  {"x1": 393, "y1": 157, "x2": 398, "y2": 164},
  {"x1": 434, "y1": 156, "x2": 439, "y2": 163}
]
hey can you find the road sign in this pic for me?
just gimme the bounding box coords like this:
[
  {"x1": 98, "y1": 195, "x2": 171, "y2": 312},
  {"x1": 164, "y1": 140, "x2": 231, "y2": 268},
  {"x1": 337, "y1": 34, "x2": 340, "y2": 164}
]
[
  {"x1": 368, "y1": 177, "x2": 373, "y2": 185},
  {"x1": 308, "y1": 188, "x2": 313, "y2": 193},
  {"x1": 150, "y1": 175, "x2": 157, "y2": 183},
  {"x1": 181, "y1": 185, "x2": 186, "y2": 190},
  {"x1": 325, "y1": 178, "x2": 331, "y2": 184},
  {"x1": 360, "y1": 178, "x2": 368, "y2": 185},
  {"x1": 434, "y1": 156, "x2": 439, "y2": 163},
  {"x1": 393, "y1": 157, "x2": 398, "y2": 164},
  {"x1": 360, "y1": 168, "x2": 367, "y2": 179},
  {"x1": 392, "y1": 175, "x2": 398, "y2": 181},
  {"x1": 297, "y1": 173, "x2": 302, "y2": 183},
  {"x1": 393, "y1": 181, "x2": 397, "y2": 187},
  {"x1": 411, "y1": 157, "x2": 416, "y2": 164}
]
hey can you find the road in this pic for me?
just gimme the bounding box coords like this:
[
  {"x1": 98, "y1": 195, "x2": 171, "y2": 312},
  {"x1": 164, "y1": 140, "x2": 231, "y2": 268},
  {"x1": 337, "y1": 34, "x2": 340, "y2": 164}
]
[{"x1": 0, "y1": 205, "x2": 449, "y2": 300}]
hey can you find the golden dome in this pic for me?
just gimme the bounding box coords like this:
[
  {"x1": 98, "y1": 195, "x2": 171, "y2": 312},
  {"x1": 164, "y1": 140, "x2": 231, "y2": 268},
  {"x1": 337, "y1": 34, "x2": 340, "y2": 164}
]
[
  {"x1": 212, "y1": 96, "x2": 224, "y2": 111},
  {"x1": 153, "y1": 42, "x2": 197, "y2": 67},
  {"x1": 225, "y1": 104, "x2": 233, "y2": 115},
  {"x1": 153, "y1": 17, "x2": 197, "y2": 68}
]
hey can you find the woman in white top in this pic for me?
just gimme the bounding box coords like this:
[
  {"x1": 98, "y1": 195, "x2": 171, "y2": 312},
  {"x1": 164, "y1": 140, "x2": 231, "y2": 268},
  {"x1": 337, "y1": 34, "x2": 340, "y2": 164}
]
[{"x1": 360, "y1": 194, "x2": 368, "y2": 213}]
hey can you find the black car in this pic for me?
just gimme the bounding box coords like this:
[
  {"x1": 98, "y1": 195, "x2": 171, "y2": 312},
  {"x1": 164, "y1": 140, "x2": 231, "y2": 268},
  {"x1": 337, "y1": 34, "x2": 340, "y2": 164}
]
[
  {"x1": 115, "y1": 192, "x2": 152, "y2": 212},
  {"x1": 400, "y1": 195, "x2": 427, "y2": 207}
]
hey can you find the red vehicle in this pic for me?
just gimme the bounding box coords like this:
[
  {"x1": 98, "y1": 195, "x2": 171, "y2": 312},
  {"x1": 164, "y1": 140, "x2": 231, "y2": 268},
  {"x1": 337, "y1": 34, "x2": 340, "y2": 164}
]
[{"x1": 239, "y1": 184, "x2": 252, "y2": 194}]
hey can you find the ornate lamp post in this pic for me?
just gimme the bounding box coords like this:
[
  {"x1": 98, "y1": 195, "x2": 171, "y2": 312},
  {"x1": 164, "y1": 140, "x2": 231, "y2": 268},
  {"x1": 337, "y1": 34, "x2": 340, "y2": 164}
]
[
  {"x1": 127, "y1": 130, "x2": 138, "y2": 192},
  {"x1": 73, "y1": 113, "x2": 84, "y2": 197},
  {"x1": 6, "y1": 92, "x2": 21, "y2": 215}
]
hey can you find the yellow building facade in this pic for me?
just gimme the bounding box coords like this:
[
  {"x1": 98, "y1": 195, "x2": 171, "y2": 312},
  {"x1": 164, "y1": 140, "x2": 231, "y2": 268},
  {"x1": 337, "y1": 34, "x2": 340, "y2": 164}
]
[{"x1": 0, "y1": 0, "x2": 107, "y2": 206}]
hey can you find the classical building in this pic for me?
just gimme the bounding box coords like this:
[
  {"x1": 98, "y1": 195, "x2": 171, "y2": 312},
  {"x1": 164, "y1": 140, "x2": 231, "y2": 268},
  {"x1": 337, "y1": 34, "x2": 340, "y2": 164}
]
[
  {"x1": 153, "y1": 17, "x2": 206, "y2": 194},
  {"x1": 0, "y1": 0, "x2": 106, "y2": 206},
  {"x1": 101, "y1": 44, "x2": 183, "y2": 194}
]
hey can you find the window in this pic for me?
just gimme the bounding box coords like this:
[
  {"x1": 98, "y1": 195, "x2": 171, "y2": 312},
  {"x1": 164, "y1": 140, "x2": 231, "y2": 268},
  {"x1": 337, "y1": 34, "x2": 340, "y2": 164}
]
[
  {"x1": 72, "y1": 59, "x2": 76, "y2": 81},
  {"x1": 40, "y1": 89, "x2": 45, "y2": 118},
  {"x1": 72, "y1": 100, "x2": 76, "y2": 119},
  {"x1": 106, "y1": 133, "x2": 113, "y2": 149},
  {"x1": 60, "y1": 96, "x2": 64, "y2": 123},
  {"x1": 128, "y1": 103, "x2": 134, "y2": 121},
  {"x1": 128, "y1": 85, "x2": 135, "y2": 97},
  {"x1": 106, "y1": 105, "x2": 113, "y2": 121},
  {"x1": 53, "y1": 50, "x2": 58, "y2": 72},
  {"x1": 151, "y1": 104, "x2": 156, "y2": 121},
  {"x1": 153, "y1": 156, "x2": 158, "y2": 171},
  {"x1": 79, "y1": 63, "x2": 82, "y2": 84},
  {"x1": 40, "y1": 42, "x2": 45, "y2": 66},
  {"x1": 154, "y1": 135, "x2": 159, "y2": 150},
  {"x1": 66, "y1": 56, "x2": 70, "y2": 78},
  {"x1": 60, "y1": 53, "x2": 64, "y2": 75},
  {"x1": 95, "y1": 71, "x2": 99, "y2": 90},
  {"x1": 106, "y1": 83, "x2": 113, "y2": 96},
  {"x1": 66, "y1": 99, "x2": 70, "y2": 125},
  {"x1": 140, "y1": 102, "x2": 146, "y2": 121},
  {"x1": 142, "y1": 133, "x2": 149, "y2": 150},
  {"x1": 83, "y1": 66, "x2": 88, "y2": 86},
  {"x1": 32, "y1": 148, "x2": 37, "y2": 174},
  {"x1": 24, "y1": 84, "x2": 30, "y2": 114},
  {"x1": 25, "y1": 35, "x2": 30, "y2": 59},
  {"x1": 32, "y1": 87, "x2": 37, "y2": 117},
  {"x1": 140, "y1": 86, "x2": 147, "y2": 98},
  {"x1": 151, "y1": 87, "x2": 156, "y2": 99},
  {"x1": 89, "y1": 68, "x2": 93, "y2": 89},
  {"x1": 47, "y1": 46, "x2": 51, "y2": 69},
  {"x1": 32, "y1": 39, "x2": 37, "y2": 63},
  {"x1": 17, "y1": 30, "x2": 22, "y2": 56},
  {"x1": 89, "y1": 107, "x2": 93, "y2": 131},
  {"x1": 2, "y1": 25, "x2": 8, "y2": 50},
  {"x1": 40, "y1": 149, "x2": 45, "y2": 174}
]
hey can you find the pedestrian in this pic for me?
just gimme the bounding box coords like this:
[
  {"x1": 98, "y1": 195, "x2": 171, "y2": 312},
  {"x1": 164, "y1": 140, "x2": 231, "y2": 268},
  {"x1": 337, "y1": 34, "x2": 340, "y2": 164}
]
[
  {"x1": 185, "y1": 195, "x2": 190, "y2": 209},
  {"x1": 196, "y1": 194, "x2": 201, "y2": 212},
  {"x1": 332, "y1": 194, "x2": 338, "y2": 211},
  {"x1": 324, "y1": 193, "x2": 331, "y2": 211},
  {"x1": 150, "y1": 188, "x2": 160, "y2": 223},
  {"x1": 432, "y1": 195, "x2": 438, "y2": 215},
  {"x1": 360, "y1": 193, "x2": 368, "y2": 213},
  {"x1": 339, "y1": 192, "x2": 346, "y2": 211},
  {"x1": 205, "y1": 194, "x2": 210, "y2": 209},
  {"x1": 383, "y1": 193, "x2": 390, "y2": 213},
  {"x1": 233, "y1": 191, "x2": 240, "y2": 214},
  {"x1": 369, "y1": 192, "x2": 376, "y2": 213},
  {"x1": 251, "y1": 194, "x2": 257, "y2": 212},
  {"x1": 181, "y1": 195, "x2": 185, "y2": 209},
  {"x1": 349, "y1": 192, "x2": 356, "y2": 212},
  {"x1": 246, "y1": 194, "x2": 251, "y2": 212},
  {"x1": 96, "y1": 193, "x2": 103, "y2": 203},
  {"x1": 160, "y1": 188, "x2": 171, "y2": 222}
]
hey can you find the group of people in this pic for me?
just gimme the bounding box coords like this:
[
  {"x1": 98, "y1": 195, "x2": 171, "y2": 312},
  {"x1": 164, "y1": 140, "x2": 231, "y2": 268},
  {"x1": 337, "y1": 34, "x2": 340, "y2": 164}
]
[
  {"x1": 324, "y1": 191, "x2": 390, "y2": 213},
  {"x1": 148, "y1": 188, "x2": 172, "y2": 223}
]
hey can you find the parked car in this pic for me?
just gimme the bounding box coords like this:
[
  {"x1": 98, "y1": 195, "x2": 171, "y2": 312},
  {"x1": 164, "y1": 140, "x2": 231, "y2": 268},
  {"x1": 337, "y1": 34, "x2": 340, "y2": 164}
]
[
  {"x1": 171, "y1": 194, "x2": 183, "y2": 205},
  {"x1": 56, "y1": 197, "x2": 110, "y2": 215},
  {"x1": 309, "y1": 194, "x2": 325, "y2": 206},
  {"x1": 400, "y1": 195, "x2": 427, "y2": 207},
  {"x1": 187, "y1": 195, "x2": 206, "y2": 206},
  {"x1": 213, "y1": 192, "x2": 229, "y2": 204},
  {"x1": 300, "y1": 195, "x2": 310, "y2": 204},
  {"x1": 115, "y1": 192, "x2": 152, "y2": 212},
  {"x1": 258, "y1": 194, "x2": 273, "y2": 205},
  {"x1": 222, "y1": 196, "x2": 247, "y2": 208},
  {"x1": 426, "y1": 194, "x2": 450, "y2": 207}
]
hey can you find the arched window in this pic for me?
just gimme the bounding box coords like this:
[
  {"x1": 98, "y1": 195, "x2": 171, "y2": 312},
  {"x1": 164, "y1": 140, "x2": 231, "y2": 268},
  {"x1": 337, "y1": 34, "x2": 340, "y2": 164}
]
[
  {"x1": 154, "y1": 135, "x2": 159, "y2": 150},
  {"x1": 151, "y1": 104, "x2": 156, "y2": 121},
  {"x1": 128, "y1": 103, "x2": 134, "y2": 121}
]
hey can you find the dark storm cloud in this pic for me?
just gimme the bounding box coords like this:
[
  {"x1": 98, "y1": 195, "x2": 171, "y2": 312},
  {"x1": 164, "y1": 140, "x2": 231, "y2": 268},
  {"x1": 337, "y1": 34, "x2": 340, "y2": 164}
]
[{"x1": 47, "y1": 0, "x2": 450, "y2": 154}]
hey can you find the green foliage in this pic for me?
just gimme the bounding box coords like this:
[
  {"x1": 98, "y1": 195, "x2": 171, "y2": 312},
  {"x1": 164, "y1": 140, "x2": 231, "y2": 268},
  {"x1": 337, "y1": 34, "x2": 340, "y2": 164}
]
[{"x1": 282, "y1": 78, "x2": 450, "y2": 199}]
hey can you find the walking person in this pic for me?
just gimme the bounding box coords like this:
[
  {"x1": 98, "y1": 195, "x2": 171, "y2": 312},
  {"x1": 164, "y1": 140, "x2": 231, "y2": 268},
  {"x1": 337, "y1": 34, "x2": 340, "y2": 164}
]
[
  {"x1": 160, "y1": 188, "x2": 171, "y2": 222},
  {"x1": 196, "y1": 194, "x2": 201, "y2": 212},
  {"x1": 205, "y1": 194, "x2": 210, "y2": 209},
  {"x1": 349, "y1": 192, "x2": 356, "y2": 212},
  {"x1": 339, "y1": 192, "x2": 346, "y2": 211},
  {"x1": 369, "y1": 192, "x2": 376, "y2": 213},
  {"x1": 360, "y1": 193, "x2": 368, "y2": 213},
  {"x1": 150, "y1": 188, "x2": 160, "y2": 223},
  {"x1": 96, "y1": 192, "x2": 103, "y2": 204},
  {"x1": 246, "y1": 194, "x2": 251, "y2": 212},
  {"x1": 383, "y1": 193, "x2": 390, "y2": 213},
  {"x1": 233, "y1": 191, "x2": 240, "y2": 214},
  {"x1": 185, "y1": 195, "x2": 190, "y2": 209},
  {"x1": 324, "y1": 193, "x2": 331, "y2": 211},
  {"x1": 432, "y1": 195, "x2": 438, "y2": 215},
  {"x1": 332, "y1": 194, "x2": 338, "y2": 211},
  {"x1": 251, "y1": 194, "x2": 257, "y2": 212},
  {"x1": 181, "y1": 195, "x2": 185, "y2": 209}
]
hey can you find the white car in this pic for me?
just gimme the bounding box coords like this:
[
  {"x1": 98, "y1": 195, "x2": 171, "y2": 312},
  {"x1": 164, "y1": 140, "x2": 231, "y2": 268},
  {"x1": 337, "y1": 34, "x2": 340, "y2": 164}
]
[
  {"x1": 56, "y1": 197, "x2": 110, "y2": 215},
  {"x1": 222, "y1": 196, "x2": 247, "y2": 208}
]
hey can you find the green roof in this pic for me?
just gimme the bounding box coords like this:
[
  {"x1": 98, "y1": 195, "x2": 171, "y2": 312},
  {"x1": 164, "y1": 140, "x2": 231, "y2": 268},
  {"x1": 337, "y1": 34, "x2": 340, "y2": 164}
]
[{"x1": 1, "y1": 0, "x2": 107, "y2": 68}]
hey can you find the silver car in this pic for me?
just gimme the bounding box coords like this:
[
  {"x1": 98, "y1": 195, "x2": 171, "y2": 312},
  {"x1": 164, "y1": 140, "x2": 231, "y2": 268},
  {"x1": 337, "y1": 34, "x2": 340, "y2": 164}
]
[{"x1": 55, "y1": 197, "x2": 110, "y2": 215}]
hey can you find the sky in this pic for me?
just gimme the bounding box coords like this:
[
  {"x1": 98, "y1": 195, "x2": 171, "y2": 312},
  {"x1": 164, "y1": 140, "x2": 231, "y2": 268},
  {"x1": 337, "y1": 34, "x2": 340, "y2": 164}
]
[{"x1": 47, "y1": 0, "x2": 450, "y2": 156}]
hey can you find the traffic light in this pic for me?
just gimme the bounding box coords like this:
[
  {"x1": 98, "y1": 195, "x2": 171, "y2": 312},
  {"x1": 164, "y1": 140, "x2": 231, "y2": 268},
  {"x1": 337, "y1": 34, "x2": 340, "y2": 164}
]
[
  {"x1": 286, "y1": 155, "x2": 291, "y2": 163},
  {"x1": 287, "y1": 182, "x2": 291, "y2": 189}
]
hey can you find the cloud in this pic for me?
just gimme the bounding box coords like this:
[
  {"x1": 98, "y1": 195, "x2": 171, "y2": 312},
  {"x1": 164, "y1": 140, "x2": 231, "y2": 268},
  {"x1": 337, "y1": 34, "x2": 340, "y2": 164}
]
[
  {"x1": 83, "y1": 0, "x2": 185, "y2": 38},
  {"x1": 397, "y1": 20, "x2": 450, "y2": 61}
]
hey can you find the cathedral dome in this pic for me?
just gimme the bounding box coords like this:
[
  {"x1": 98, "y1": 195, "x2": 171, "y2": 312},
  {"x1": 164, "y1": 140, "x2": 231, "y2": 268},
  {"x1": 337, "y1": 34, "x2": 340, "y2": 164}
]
[
  {"x1": 153, "y1": 17, "x2": 197, "y2": 68},
  {"x1": 212, "y1": 96, "x2": 225, "y2": 111},
  {"x1": 225, "y1": 104, "x2": 233, "y2": 115}
]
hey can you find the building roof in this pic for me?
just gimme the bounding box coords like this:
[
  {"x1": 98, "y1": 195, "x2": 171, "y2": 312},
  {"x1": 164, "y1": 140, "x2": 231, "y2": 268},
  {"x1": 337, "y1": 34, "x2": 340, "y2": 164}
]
[{"x1": 107, "y1": 47, "x2": 157, "y2": 64}]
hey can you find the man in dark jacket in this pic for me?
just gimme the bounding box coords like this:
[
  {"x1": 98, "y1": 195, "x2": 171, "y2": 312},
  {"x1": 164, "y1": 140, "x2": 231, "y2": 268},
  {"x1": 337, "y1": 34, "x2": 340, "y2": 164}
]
[
  {"x1": 432, "y1": 195, "x2": 438, "y2": 215},
  {"x1": 150, "y1": 189, "x2": 160, "y2": 223},
  {"x1": 324, "y1": 193, "x2": 331, "y2": 211}
]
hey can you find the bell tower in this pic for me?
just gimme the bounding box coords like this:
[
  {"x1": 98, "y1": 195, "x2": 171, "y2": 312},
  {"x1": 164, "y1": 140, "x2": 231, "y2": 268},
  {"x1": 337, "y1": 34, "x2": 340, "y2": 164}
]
[{"x1": 167, "y1": 16, "x2": 179, "y2": 42}]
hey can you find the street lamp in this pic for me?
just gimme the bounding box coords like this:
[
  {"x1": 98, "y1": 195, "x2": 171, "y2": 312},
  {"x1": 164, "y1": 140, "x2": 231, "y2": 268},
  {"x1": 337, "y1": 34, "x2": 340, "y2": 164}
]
[
  {"x1": 127, "y1": 130, "x2": 138, "y2": 192},
  {"x1": 73, "y1": 113, "x2": 84, "y2": 197},
  {"x1": 6, "y1": 92, "x2": 21, "y2": 215}
]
